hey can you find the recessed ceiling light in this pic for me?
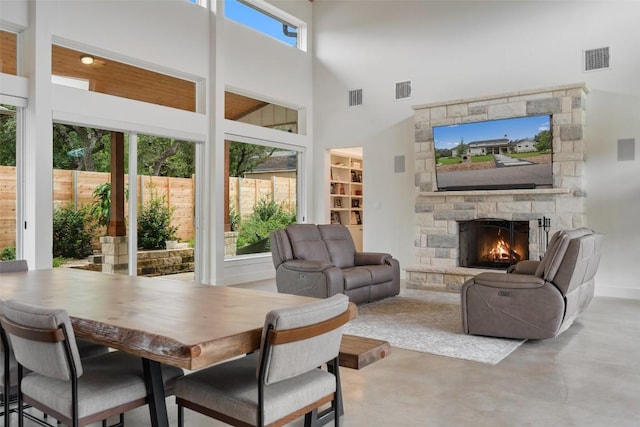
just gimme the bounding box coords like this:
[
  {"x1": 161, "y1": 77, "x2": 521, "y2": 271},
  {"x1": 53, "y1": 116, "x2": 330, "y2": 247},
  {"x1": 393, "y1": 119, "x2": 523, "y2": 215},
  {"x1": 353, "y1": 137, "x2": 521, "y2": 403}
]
[{"x1": 80, "y1": 55, "x2": 95, "y2": 65}]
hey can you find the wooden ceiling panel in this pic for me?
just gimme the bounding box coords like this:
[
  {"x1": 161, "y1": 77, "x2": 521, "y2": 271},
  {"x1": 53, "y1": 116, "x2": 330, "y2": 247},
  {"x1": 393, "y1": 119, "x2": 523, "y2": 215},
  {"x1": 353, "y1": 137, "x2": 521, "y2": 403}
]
[{"x1": 1, "y1": 31, "x2": 272, "y2": 121}]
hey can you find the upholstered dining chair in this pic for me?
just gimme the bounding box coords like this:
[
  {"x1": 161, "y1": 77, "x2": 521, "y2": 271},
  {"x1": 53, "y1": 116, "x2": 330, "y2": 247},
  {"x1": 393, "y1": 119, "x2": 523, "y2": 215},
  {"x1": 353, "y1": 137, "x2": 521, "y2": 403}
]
[
  {"x1": 0, "y1": 299, "x2": 184, "y2": 427},
  {"x1": 174, "y1": 293, "x2": 351, "y2": 427},
  {"x1": 0, "y1": 260, "x2": 28, "y2": 273},
  {"x1": 1, "y1": 260, "x2": 30, "y2": 427}
]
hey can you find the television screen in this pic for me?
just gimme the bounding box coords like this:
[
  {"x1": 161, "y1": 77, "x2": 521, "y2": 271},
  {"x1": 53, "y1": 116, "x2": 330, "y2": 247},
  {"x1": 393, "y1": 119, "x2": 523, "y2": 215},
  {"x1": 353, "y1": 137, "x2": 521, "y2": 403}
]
[{"x1": 434, "y1": 115, "x2": 553, "y2": 191}]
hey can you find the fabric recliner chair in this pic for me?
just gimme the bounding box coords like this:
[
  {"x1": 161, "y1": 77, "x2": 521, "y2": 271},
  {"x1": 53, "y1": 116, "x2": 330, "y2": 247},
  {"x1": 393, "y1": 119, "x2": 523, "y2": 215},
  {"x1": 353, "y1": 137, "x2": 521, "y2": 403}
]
[
  {"x1": 461, "y1": 227, "x2": 604, "y2": 340},
  {"x1": 270, "y1": 224, "x2": 400, "y2": 304}
]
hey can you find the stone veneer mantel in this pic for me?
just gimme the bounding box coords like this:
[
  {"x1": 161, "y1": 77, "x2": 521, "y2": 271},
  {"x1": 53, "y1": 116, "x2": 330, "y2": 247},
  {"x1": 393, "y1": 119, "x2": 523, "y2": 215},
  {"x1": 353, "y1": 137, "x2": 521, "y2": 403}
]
[
  {"x1": 417, "y1": 188, "x2": 571, "y2": 198},
  {"x1": 407, "y1": 83, "x2": 589, "y2": 292}
]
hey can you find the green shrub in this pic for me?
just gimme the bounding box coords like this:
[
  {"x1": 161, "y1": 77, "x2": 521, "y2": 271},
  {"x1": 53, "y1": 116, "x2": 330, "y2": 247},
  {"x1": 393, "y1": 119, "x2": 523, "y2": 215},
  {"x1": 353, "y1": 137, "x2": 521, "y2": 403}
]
[
  {"x1": 137, "y1": 195, "x2": 177, "y2": 249},
  {"x1": 0, "y1": 246, "x2": 16, "y2": 261},
  {"x1": 236, "y1": 198, "x2": 296, "y2": 249},
  {"x1": 228, "y1": 206, "x2": 241, "y2": 232},
  {"x1": 53, "y1": 203, "x2": 95, "y2": 258}
]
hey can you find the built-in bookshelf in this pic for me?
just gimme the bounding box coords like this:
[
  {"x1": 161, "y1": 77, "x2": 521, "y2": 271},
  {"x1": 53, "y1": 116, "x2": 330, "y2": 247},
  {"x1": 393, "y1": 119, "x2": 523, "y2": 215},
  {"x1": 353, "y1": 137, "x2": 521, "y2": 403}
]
[{"x1": 329, "y1": 151, "x2": 363, "y2": 249}]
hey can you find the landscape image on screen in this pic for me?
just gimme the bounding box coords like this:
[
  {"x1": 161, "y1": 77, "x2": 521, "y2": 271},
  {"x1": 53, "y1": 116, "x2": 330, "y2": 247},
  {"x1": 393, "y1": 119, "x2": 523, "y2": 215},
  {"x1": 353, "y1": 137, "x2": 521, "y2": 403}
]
[{"x1": 434, "y1": 115, "x2": 553, "y2": 191}]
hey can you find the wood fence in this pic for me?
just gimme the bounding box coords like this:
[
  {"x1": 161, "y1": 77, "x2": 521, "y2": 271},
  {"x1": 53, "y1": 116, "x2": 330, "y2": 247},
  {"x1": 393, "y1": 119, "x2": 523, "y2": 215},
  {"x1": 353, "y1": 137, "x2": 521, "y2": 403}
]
[{"x1": 0, "y1": 166, "x2": 296, "y2": 250}]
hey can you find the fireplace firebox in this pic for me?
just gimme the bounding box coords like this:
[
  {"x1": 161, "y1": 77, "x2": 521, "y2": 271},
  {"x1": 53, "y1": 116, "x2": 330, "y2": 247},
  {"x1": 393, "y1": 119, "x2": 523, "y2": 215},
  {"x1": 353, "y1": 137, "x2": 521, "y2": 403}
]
[{"x1": 459, "y1": 219, "x2": 529, "y2": 269}]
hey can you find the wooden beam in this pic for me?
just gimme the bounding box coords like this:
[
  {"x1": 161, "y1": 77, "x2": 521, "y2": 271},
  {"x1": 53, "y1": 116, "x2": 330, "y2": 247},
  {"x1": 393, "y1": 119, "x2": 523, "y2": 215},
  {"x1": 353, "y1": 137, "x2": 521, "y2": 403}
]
[{"x1": 108, "y1": 131, "x2": 126, "y2": 236}]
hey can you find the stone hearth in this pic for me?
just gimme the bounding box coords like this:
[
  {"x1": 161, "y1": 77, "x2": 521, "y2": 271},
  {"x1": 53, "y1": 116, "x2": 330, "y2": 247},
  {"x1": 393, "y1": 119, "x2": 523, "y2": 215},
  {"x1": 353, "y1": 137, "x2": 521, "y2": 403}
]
[{"x1": 406, "y1": 83, "x2": 588, "y2": 292}]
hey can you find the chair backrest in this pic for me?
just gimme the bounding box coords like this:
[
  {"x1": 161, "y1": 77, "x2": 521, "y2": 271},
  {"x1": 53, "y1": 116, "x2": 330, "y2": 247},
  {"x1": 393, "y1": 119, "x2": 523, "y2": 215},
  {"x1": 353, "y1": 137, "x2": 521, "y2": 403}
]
[
  {"x1": 284, "y1": 224, "x2": 331, "y2": 263},
  {"x1": 0, "y1": 299, "x2": 83, "y2": 380},
  {"x1": 535, "y1": 228, "x2": 593, "y2": 281},
  {"x1": 318, "y1": 224, "x2": 356, "y2": 268},
  {"x1": 0, "y1": 260, "x2": 28, "y2": 273},
  {"x1": 552, "y1": 232, "x2": 604, "y2": 295},
  {"x1": 258, "y1": 293, "x2": 349, "y2": 385}
]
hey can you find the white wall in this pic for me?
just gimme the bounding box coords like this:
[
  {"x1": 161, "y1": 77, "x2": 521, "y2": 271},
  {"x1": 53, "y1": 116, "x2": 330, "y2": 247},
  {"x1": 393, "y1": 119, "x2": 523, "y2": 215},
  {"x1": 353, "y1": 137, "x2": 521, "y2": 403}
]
[{"x1": 313, "y1": 1, "x2": 640, "y2": 297}]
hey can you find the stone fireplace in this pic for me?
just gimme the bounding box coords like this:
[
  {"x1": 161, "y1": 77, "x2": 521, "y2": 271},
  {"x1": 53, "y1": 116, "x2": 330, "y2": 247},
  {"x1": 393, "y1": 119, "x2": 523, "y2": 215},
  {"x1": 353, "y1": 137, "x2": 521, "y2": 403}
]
[
  {"x1": 459, "y1": 219, "x2": 529, "y2": 269},
  {"x1": 406, "y1": 83, "x2": 588, "y2": 291}
]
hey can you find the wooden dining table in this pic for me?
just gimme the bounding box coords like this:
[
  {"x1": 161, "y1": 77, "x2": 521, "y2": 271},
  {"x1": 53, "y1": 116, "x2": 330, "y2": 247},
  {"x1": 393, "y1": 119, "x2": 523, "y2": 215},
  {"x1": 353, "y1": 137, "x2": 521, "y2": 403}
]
[{"x1": 0, "y1": 268, "x2": 357, "y2": 427}]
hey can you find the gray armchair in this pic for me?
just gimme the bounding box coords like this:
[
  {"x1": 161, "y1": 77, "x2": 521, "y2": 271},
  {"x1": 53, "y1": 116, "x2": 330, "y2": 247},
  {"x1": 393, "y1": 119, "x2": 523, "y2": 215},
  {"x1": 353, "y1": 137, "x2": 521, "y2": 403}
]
[
  {"x1": 461, "y1": 228, "x2": 604, "y2": 339},
  {"x1": 270, "y1": 224, "x2": 400, "y2": 304}
]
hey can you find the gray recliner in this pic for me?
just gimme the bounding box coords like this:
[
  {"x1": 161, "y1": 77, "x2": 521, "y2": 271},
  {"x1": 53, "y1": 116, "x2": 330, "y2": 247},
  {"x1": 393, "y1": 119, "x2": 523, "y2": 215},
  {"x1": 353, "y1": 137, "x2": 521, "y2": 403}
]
[
  {"x1": 270, "y1": 224, "x2": 400, "y2": 304},
  {"x1": 461, "y1": 228, "x2": 604, "y2": 340}
]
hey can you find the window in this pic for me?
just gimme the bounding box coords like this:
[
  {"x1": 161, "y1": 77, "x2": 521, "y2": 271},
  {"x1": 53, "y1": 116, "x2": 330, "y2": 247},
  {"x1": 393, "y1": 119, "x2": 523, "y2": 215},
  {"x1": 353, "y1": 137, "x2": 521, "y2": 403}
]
[
  {"x1": 225, "y1": 0, "x2": 304, "y2": 50},
  {"x1": 0, "y1": 105, "x2": 18, "y2": 260},
  {"x1": 225, "y1": 139, "x2": 298, "y2": 258},
  {"x1": 225, "y1": 91, "x2": 299, "y2": 134},
  {"x1": 51, "y1": 45, "x2": 198, "y2": 112}
]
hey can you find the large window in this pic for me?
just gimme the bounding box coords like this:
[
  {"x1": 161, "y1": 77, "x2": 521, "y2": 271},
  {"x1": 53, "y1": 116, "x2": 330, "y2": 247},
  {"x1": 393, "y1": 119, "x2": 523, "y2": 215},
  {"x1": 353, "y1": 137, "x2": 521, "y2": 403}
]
[
  {"x1": 0, "y1": 105, "x2": 18, "y2": 260},
  {"x1": 225, "y1": 139, "x2": 298, "y2": 258},
  {"x1": 50, "y1": 123, "x2": 197, "y2": 276}
]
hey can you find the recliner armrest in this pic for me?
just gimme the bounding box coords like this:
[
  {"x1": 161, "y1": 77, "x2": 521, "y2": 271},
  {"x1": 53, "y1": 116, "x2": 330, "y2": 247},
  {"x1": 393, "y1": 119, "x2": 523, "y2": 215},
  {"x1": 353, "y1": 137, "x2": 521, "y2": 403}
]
[
  {"x1": 282, "y1": 260, "x2": 335, "y2": 272},
  {"x1": 354, "y1": 252, "x2": 392, "y2": 266},
  {"x1": 473, "y1": 272, "x2": 546, "y2": 289},
  {"x1": 507, "y1": 260, "x2": 540, "y2": 275}
]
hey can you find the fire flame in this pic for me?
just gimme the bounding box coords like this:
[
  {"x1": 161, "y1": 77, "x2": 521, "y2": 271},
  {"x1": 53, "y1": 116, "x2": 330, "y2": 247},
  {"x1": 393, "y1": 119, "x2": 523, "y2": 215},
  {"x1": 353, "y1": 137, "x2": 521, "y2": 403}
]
[{"x1": 487, "y1": 230, "x2": 518, "y2": 262}]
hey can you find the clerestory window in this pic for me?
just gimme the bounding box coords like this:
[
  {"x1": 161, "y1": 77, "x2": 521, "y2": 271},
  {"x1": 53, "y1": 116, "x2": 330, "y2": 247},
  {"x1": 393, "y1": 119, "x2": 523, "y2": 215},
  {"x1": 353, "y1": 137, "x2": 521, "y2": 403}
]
[{"x1": 225, "y1": 0, "x2": 305, "y2": 50}]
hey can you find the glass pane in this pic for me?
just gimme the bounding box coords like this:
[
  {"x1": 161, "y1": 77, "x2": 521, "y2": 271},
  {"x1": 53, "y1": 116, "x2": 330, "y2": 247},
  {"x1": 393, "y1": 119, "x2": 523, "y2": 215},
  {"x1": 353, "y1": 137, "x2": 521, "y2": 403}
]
[
  {"x1": 225, "y1": 140, "x2": 297, "y2": 258},
  {"x1": 0, "y1": 105, "x2": 17, "y2": 260},
  {"x1": 137, "y1": 135, "x2": 196, "y2": 279},
  {"x1": 225, "y1": 0, "x2": 298, "y2": 48},
  {"x1": 225, "y1": 91, "x2": 299, "y2": 134},
  {"x1": 51, "y1": 124, "x2": 119, "y2": 269}
]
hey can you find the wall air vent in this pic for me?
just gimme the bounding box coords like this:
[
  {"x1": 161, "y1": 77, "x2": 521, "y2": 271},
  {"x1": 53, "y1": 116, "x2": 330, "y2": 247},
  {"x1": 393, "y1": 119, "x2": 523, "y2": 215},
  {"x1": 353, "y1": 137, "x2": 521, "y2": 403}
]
[
  {"x1": 348, "y1": 89, "x2": 363, "y2": 107},
  {"x1": 395, "y1": 80, "x2": 412, "y2": 100},
  {"x1": 584, "y1": 47, "x2": 610, "y2": 71}
]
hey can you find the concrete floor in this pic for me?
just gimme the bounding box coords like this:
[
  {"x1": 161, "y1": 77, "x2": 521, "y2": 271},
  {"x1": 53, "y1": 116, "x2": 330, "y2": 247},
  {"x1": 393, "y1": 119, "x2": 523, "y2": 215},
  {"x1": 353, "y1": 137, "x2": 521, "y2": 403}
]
[{"x1": 13, "y1": 278, "x2": 640, "y2": 426}]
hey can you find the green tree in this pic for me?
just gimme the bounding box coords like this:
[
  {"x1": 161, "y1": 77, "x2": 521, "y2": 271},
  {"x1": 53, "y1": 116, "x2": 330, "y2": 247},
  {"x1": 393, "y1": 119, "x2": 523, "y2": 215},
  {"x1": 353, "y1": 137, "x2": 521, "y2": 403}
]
[
  {"x1": 228, "y1": 141, "x2": 277, "y2": 177},
  {"x1": 53, "y1": 124, "x2": 110, "y2": 171},
  {"x1": 534, "y1": 130, "x2": 552, "y2": 152},
  {"x1": 453, "y1": 141, "x2": 468, "y2": 157},
  {"x1": 137, "y1": 135, "x2": 194, "y2": 178}
]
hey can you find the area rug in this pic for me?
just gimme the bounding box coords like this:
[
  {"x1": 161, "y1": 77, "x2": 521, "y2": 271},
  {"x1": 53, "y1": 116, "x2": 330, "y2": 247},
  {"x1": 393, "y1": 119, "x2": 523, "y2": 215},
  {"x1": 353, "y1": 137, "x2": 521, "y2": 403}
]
[{"x1": 343, "y1": 288, "x2": 525, "y2": 365}]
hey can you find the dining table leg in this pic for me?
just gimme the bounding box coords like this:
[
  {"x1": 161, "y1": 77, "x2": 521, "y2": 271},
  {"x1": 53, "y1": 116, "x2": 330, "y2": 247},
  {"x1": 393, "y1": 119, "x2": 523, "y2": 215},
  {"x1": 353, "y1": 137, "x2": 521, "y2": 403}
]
[{"x1": 142, "y1": 358, "x2": 169, "y2": 427}]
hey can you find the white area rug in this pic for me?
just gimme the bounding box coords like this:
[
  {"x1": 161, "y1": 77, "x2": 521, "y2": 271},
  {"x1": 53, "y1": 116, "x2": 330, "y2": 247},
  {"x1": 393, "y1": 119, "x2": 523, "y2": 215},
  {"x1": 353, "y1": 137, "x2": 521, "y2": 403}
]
[{"x1": 343, "y1": 288, "x2": 525, "y2": 365}]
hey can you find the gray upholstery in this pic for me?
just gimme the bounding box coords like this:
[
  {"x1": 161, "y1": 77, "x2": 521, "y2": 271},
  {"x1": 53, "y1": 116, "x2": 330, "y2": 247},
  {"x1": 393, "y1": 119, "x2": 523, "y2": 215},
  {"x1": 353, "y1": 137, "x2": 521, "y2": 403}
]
[
  {"x1": 0, "y1": 260, "x2": 28, "y2": 273},
  {"x1": 270, "y1": 224, "x2": 400, "y2": 304},
  {"x1": 175, "y1": 294, "x2": 349, "y2": 427},
  {"x1": 0, "y1": 299, "x2": 183, "y2": 426},
  {"x1": 461, "y1": 228, "x2": 604, "y2": 340}
]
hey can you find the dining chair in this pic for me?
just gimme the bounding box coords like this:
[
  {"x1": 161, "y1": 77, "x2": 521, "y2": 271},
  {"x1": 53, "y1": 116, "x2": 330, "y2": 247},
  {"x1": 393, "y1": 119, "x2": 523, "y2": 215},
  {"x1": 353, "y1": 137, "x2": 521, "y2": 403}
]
[
  {"x1": 0, "y1": 299, "x2": 184, "y2": 427},
  {"x1": 0, "y1": 260, "x2": 28, "y2": 273},
  {"x1": 174, "y1": 293, "x2": 351, "y2": 427},
  {"x1": 1, "y1": 260, "x2": 29, "y2": 427}
]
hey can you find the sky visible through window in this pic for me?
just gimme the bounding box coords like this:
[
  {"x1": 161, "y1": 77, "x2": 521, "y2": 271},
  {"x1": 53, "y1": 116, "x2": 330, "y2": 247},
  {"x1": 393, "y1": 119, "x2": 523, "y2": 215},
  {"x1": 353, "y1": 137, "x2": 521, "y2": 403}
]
[
  {"x1": 225, "y1": 0, "x2": 297, "y2": 47},
  {"x1": 434, "y1": 115, "x2": 551, "y2": 150}
]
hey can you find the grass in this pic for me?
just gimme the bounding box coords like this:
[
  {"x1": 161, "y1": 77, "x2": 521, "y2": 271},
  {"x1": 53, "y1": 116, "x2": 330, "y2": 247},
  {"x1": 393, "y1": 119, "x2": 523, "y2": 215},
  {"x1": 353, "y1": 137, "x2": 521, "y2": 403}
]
[
  {"x1": 471, "y1": 155, "x2": 494, "y2": 162},
  {"x1": 53, "y1": 256, "x2": 70, "y2": 267},
  {"x1": 437, "y1": 157, "x2": 461, "y2": 165}
]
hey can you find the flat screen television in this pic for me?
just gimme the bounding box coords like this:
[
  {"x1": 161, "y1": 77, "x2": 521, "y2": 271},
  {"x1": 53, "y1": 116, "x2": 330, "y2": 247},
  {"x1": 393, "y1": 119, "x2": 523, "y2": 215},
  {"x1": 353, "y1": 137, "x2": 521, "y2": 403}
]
[{"x1": 433, "y1": 114, "x2": 553, "y2": 191}]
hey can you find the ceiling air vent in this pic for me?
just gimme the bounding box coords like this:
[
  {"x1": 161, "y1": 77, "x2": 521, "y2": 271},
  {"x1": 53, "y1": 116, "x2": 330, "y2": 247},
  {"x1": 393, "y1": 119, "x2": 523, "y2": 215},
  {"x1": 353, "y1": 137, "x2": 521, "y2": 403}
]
[
  {"x1": 395, "y1": 80, "x2": 412, "y2": 101},
  {"x1": 584, "y1": 47, "x2": 610, "y2": 71},
  {"x1": 348, "y1": 89, "x2": 363, "y2": 107}
]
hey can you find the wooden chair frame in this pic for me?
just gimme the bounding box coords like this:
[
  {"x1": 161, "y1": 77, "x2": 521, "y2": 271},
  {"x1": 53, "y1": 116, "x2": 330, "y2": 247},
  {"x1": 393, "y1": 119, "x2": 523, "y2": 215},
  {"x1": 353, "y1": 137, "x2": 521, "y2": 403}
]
[
  {"x1": 0, "y1": 315, "x2": 145, "y2": 427},
  {"x1": 176, "y1": 309, "x2": 350, "y2": 427}
]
